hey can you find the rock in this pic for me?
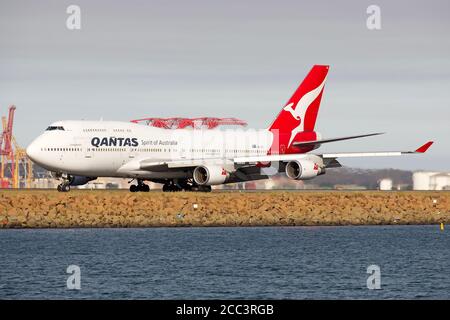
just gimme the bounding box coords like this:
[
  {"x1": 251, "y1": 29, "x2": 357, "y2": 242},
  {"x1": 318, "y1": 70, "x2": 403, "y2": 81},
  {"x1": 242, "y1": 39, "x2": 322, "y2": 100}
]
[{"x1": 0, "y1": 190, "x2": 448, "y2": 228}]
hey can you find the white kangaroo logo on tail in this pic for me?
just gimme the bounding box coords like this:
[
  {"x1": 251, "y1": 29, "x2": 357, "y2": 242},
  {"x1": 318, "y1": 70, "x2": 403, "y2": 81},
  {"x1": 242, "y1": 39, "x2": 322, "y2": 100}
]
[
  {"x1": 284, "y1": 76, "x2": 327, "y2": 147},
  {"x1": 283, "y1": 103, "x2": 300, "y2": 120}
]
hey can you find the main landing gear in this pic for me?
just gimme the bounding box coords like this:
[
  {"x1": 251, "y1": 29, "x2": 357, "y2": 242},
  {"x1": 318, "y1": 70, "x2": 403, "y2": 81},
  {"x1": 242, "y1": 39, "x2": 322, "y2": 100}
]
[
  {"x1": 161, "y1": 180, "x2": 212, "y2": 192},
  {"x1": 192, "y1": 185, "x2": 212, "y2": 193},
  {"x1": 129, "y1": 179, "x2": 150, "y2": 192},
  {"x1": 162, "y1": 182, "x2": 181, "y2": 192}
]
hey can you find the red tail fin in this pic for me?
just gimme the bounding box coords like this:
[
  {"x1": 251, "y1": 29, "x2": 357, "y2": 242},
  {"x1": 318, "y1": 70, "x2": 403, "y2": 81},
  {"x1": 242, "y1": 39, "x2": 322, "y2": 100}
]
[{"x1": 269, "y1": 65, "x2": 329, "y2": 151}]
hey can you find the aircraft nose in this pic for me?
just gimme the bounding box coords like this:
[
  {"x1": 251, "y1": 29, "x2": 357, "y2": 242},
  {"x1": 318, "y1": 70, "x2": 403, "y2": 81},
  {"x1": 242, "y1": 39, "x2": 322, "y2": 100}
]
[{"x1": 26, "y1": 142, "x2": 39, "y2": 162}]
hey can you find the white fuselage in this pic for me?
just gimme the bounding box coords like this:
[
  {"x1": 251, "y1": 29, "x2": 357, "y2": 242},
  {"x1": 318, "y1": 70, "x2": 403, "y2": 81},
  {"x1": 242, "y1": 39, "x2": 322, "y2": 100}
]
[{"x1": 26, "y1": 120, "x2": 274, "y2": 179}]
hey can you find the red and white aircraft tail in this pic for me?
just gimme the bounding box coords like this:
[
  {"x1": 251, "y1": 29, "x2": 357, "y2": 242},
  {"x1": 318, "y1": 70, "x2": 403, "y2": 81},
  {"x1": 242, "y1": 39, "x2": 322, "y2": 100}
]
[
  {"x1": 269, "y1": 65, "x2": 328, "y2": 153},
  {"x1": 267, "y1": 65, "x2": 415, "y2": 155}
]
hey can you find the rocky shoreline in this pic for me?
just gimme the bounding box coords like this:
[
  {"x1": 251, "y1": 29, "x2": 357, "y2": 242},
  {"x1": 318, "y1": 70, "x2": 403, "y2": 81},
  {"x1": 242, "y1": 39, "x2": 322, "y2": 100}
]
[{"x1": 0, "y1": 190, "x2": 448, "y2": 228}]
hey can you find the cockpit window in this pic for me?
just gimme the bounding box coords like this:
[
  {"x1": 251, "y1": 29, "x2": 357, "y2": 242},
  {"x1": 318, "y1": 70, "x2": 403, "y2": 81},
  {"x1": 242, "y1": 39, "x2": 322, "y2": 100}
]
[{"x1": 46, "y1": 126, "x2": 65, "y2": 131}]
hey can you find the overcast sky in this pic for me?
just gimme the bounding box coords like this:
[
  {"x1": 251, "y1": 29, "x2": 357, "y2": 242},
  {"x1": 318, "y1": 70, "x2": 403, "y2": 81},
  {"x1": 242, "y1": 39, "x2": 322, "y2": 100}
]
[{"x1": 1, "y1": 0, "x2": 449, "y2": 170}]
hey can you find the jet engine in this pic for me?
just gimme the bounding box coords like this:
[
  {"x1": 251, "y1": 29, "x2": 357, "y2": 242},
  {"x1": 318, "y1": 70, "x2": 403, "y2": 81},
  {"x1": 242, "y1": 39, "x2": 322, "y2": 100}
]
[
  {"x1": 193, "y1": 165, "x2": 228, "y2": 185},
  {"x1": 285, "y1": 160, "x2": 324, "y2": 180},
  {"x1": 68, "y1": 175, "x2": 97, "y2": 186}
]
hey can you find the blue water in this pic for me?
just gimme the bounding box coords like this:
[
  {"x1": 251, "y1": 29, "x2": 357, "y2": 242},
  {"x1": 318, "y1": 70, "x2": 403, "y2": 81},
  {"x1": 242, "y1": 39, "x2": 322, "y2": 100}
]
[{"x1": 0, "y1": 226, "x2": 448, "y2": 299}]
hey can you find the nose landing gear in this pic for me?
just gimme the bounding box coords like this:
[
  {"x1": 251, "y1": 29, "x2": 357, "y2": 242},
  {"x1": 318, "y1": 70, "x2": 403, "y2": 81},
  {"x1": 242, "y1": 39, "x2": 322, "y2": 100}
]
[
  {"x1": 57, "y1": 183, "x2": 70, "y2": 192},
  {"x1": 56, "y1": 174, "x2": 71, "y2": 192}
]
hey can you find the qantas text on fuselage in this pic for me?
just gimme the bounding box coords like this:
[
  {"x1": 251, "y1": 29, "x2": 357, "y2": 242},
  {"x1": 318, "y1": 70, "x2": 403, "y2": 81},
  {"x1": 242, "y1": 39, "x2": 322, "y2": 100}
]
[{"x1": 26, "y1": 65, "x2": 433, "y2": 192}]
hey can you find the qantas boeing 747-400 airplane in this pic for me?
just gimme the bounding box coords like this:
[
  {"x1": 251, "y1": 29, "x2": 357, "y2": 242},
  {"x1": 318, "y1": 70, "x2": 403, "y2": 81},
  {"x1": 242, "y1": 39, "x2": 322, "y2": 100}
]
[{"x1": 26, "y1": 65, "x2": 433, "y2": 192}]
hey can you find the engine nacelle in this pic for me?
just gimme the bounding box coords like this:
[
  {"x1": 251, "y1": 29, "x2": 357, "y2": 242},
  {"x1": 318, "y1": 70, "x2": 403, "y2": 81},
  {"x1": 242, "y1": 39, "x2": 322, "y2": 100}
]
[
  {"x1": 193, "y1": 165, "x2": 228, "y2": 186},
  {"x1": 68, "y1": 175, "x2": 97, "y2": 186},
  {"x1": 285, "y1": 160, "x2": 323, "y2": 180}
]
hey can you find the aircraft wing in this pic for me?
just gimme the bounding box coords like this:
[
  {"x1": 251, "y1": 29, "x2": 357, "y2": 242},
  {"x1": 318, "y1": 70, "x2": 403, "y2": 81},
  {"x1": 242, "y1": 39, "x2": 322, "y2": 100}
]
[
  {"x1": 321, "y1": 141, "x2": 434, "y2": 159},
  {"x1": 234, "y1": 141, "x2": 433, "y2": 163},
  {"x1": 133, "y1": 141, "x2": 433, "y2": 172},
  {"x1": 232, "y1": 141, "x2": 433, "y2": 166}
]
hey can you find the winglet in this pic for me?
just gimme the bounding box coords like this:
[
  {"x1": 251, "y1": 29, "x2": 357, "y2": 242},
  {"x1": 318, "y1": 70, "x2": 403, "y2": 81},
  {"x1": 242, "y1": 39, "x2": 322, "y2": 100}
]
[{"x1": 415, "y1": 141, "x2": 434, "y2": 153}]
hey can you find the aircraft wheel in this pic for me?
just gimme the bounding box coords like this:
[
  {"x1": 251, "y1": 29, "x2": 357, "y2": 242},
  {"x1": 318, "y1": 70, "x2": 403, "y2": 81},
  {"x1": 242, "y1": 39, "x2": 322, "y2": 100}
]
[
  {"x1": 63, "y1": 185, "x2": 70, "y2": 192},
  {"x1": 142, "y1": 184, "x2": 150, "y2": 192},
  {"x1": 130, "y1": 185, "x2": 138, "y2": 192},
  {"x1": 57, "y1": 184, "x2": 62, "y2": 192},
  {"x1": 182, "y1": 185, "x2": 192, "y2": 192},
  {"x1": 199, "y1": 185, "x2": 212, "y2": 192},
  {"x1": 162, "y1": 183, "x2": 181, "y2": 192}
]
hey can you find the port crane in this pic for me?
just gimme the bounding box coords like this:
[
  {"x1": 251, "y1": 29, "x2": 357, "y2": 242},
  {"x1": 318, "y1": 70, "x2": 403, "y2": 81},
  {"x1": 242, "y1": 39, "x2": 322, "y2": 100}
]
[{"x1": 0, "y1": 105, "x2": 33, "y2": 188}]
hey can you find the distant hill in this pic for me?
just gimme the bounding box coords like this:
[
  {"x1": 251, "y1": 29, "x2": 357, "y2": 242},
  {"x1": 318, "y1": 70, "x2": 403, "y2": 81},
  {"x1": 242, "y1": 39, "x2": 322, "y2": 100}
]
[{"x1": 309, "y1": 167, "x2": 413, "y2": 189}]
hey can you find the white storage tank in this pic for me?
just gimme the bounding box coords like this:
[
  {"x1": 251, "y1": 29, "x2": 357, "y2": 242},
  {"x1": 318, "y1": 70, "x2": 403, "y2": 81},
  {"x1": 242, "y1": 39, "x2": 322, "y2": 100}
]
[
  {"x1": 430, "y1": 173, "x2": 450, "y2": 190},
  {"x1": 413, "y1": 171, "x2": 436, "y2": 190},
  {"x1": 379, "y1": 178, "x2": 393, "y2": 191}
]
